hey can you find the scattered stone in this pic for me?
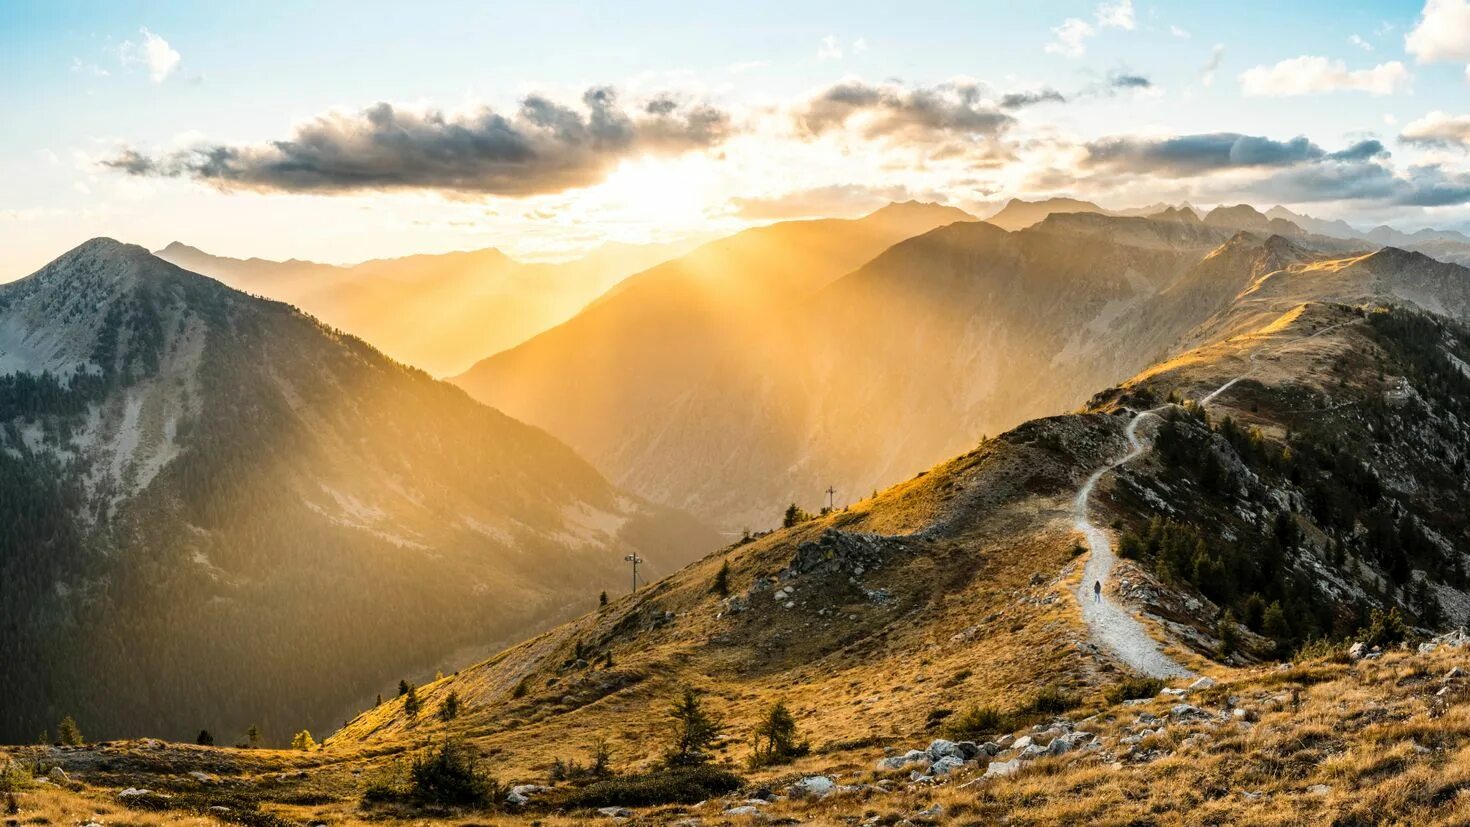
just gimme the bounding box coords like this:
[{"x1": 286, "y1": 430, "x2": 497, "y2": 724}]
[
  {"x1": 1306, "y1": 784, "x2": 1332, "y2": 795},
  {"x1": 916, "y1": 803, "x2": 944, "y2": 817},
  {"x1": 47, "y1": 767, "x2": 69, "y2": 784},
  {"x1": 929, "y1": 756, "x2": 965, "y2": 775},
  {"x1": 1170, "y1": 704, "x2": 1211, "y2": 721},
  {"x1": 1188, "y1": 677, "x2": 1217, "y2": 691},
  {"x1": 877, "y1": 749, "x2": 932, "y2": 771},
  {"x1": 188, "y1": 771, "x2": 215, "y2": 784},
  {"x1": 995, "y1": 734, "x2": 1015, "y2": 749},
  {"x1": 1011, "y1": 735, "x2": 1034, "y2": 751},
  {"x1": 1348, "y1": 642, "x2": 1367, "y2": 660},
  {"x1": 507, "y1": 784, "x2": 546, "y2": 806},
  {"x1": 926, "y1": 739, "x2": 964, "y2": 761},
  {"x1": 209, "y1": 806, "x2": 231, "y2": 813},
  {"x1": 598, "y1": 806, "x2": 633, "y2": 818},
  {"x1": 791, "y1": 776, "x2": 836, "y2": 797},
  {"x1": 984, "y1": 759, "x2": 1023, "y2": 779}
]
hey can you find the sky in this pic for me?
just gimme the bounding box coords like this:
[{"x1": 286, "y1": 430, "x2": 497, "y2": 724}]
[{"x1": 6, "y1": 0, "x2": 1470, "y2": 275}]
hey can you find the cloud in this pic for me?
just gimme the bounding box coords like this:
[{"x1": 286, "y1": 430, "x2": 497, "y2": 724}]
[
  {"x1": 1250, "y1": 160, "x2": 1470, "y2": 206},
  {"x1": 1096, "y1": 0, "x2": 1136, "y2": 30},
  {"x1": 1108, "y1": 72, "x2": 1152, "y2": 90},
  {"x1": 102, "y1": 88, "x2": 733, "y2": 196},
  {"x1": 1046, "y1": 18, "x2": 1095, "y2": 58},
  {"x1": 817, "y1": 35, "x2": 843, "y2": 60},
  {"x1": 119, "y1": 27, "x2": 181, "y2": 83},
  {"x1": 1349, "y1": 34, "x2": 1374, "y2": 52},
  {"x1": 727, "y1": 183, "x2": 917, "y2": 219},
  {"x1": 1239, "y1": 56, "x2": 1409, "y2": 96},
  {"x1": 1046, "y1": 1, "x2": 1133, "y2": 57},
  {"x1": 795, "y1": 79, "x2": 1014, "y2": 143},
  {"x1": 1200, "y1": 45, "x2": 1225, "y2": 87},
  {"x1": 1406, "y1": 0, "x2": 1470, "y2": 63},
  {"x1": 1080, "y1": 132, "x2": 1385, "y2": 176},
  {"x1": 1401, "y1": 110, "x2": 1470, "y2": 148},
  {"x1": 1170, "y1": 25, "x2": 1192, "y2": 39},
  {"x1": 71, "y1": 57, "x2": 110, "y2": 78},
  {"x1": 999, "y1": 88, "x2": 1067, "y2": 109}
]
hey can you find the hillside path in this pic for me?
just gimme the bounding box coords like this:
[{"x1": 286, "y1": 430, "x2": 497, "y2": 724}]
[
  {"x1": 1072, "y1": 406, "x2": 1194, "y2": 679},
  {"x1": 1072, "y1": 317, "x2": 1356, "y2": 678}
]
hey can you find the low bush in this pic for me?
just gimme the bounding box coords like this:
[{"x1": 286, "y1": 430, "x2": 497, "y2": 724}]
[
  {"x1": 1105, "y1": 677, "x2": 1165, "y2": 704},
  {"x1": 1022, "y1": 687, "x2": 1082, "y2": 715},
  {"x1": 554, "y1": 765, "x2": 741, "y2": 808},
  {"x1": 946, "y1": 705, "x2": 1010, "y2": 739}
]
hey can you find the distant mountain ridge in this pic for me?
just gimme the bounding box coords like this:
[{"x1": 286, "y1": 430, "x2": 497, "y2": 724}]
[
  {"x1": 0, "y1": 239, "x2": 716, "y2": 743},
  {"x1": 157, "y1": 236, "x2": 708, "y2": 376}
]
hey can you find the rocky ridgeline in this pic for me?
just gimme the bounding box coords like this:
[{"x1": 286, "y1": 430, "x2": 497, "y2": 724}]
[{"x1": 719, "y1": 529, "x2": 908, "y2": 617}]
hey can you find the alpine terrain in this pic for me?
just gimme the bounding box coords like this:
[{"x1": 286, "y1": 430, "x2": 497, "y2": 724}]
[{"x1": 0, "y1": 239, "x2": 717, "y2": 744}]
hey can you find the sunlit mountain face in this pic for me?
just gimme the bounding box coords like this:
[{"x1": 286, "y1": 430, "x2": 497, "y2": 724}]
[{"x1": 10, "y1": 3, "x2": 1470, "y2": 824}]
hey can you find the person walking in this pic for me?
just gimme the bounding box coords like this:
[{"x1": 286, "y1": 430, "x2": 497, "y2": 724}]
[{"x1": 1093, "y1": 580, "x2": 1102, "y2": 604}]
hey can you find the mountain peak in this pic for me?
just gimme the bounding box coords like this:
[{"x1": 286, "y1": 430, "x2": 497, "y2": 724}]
[{"x1": 865, "y1": 200, "x2": 974, "y2": 226}]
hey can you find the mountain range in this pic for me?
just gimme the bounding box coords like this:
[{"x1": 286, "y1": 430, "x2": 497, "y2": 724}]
[
  {"x1": 0, "y1": 239, "x2": 716, "y2": 743},
  {"x1": 157, "y1": 237, "x2": 707, "y2": 376}
]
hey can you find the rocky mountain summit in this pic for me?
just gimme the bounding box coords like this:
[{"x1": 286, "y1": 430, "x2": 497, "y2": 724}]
[{"x1": 0, "y1": 239, "x2": 716, "y2": 744}]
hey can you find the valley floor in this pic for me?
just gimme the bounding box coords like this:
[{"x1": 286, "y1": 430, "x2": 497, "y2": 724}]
[{"x1": 9, "y1": 637, "x2": 1470, "y2": 825}]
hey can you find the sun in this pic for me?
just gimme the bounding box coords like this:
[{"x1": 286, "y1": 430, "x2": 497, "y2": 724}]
[{"x1": 595, "y1": 155, "x2": 719, "y2": 228}]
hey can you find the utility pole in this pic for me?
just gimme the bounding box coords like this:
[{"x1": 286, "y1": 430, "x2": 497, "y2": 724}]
[
  {"x1": 826, "y1": 485, "x2": 836, "y2": 511},
  {"x1": 624, "y1": 553, "x2": 643, "y2": 593}
]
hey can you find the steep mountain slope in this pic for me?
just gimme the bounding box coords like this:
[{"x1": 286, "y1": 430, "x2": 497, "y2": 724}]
[
  {"x1": 451, "y1": 201, "x2": 975, "y2": 528},
  {"x1": 455, "y1": 207, "x2": 1470, "y2": 534},
  {"x1": 0, "y1": 239, "x2": 717, "y2": 744},
  {"x1": 324, "y1": 299, "x2": 1470, "y2": 791},
  {"x1": 156, "y1": 238, "x2": 705, "y2": 376}
]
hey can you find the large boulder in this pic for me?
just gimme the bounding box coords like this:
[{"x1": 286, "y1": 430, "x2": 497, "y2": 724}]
[
  {"x1": 926, "y1": 739, "x2": 965, "y2": 761},
  {"x1": 791, "y1": 776, "x2": 836, "y2": 797},
  {"x1": 984, "y1": 759, "x2": 1023, "y2": 779}
]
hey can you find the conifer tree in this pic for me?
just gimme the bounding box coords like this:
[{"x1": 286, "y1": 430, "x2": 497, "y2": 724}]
[{"x1": 57, "y1": 716, "x2": 82, "y2": 747}]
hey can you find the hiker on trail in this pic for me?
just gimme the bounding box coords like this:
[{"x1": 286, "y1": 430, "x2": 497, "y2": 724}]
[{"x1": 1093, "y1": 580, "x2": 1102, "y2": 604}]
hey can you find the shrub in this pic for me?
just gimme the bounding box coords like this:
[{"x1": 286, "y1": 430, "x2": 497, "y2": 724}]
[
  {"x1": 1022, "y1": 687, "x2": 1081, "y2": 716},
  {"x1": 407, "y1": 738, "x2": 501, "y2": 809},
  {"x1": 1105, "y1": 677, "x2": 1165, "y2": 704},
  {"x1": 439, "y1": 692, "x2": 460, "y2": 722},
  {"x1": 1363, "y1": 607, "x2": 1409, "y2": 649},
  {"x1": 196, "y1": 730, "x2": 214, "y2": 746},
  {"x1": 554, "y1": 766, "x2": 741, "y2": 808},
  {"x1": 0, "y1": 761, "x2": 32, "y2": 793},
  {"x1": 291, "y1": 730, "x2": 316, "y2": 751},
  {"x1": 782, "y1": 503, "x2": 813, "y2": 528},
  {"x1": 946, "y1": 705, "x2": 1010, "y2": 739},
  {"x1": 403, "y1": 684, "x2": 421, "y2": 718}
]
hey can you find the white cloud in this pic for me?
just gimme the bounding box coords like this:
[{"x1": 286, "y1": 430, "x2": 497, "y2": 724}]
[
  {"x1": 1200, "y1": 45, "x2": 1224, "y2": 87},
  {"x1": 1239, "y1": 56, "x2": 1410, "y2": 96},
  {"x1": 1170, "y1": 25, "x2": 1192, "y2": 39},
  {"x1": 1406, "y1": 0, "x2": 1470, "y2": 62},
  {"x1": 1096, "y1": 0, "x2": 1136, "y2": 30},
  {"x1": 852, "y1": 37, "x2": 868, "y2": 54},
  {"x1": 1046, "y1": 18, "x2": 1095, "y2": 58},
  {"x1": 1349, "y1": 34, "x2": 1373, "y2": 51},
  {"x1": 1401, "y1": 110, "x2": 1470, "y2": 147},
  {"x1": 120, "y1": 27, "x2": 181, "y2": 83},
  {"x1": 817, "y1": 35, "x2": 842, "y2": 60},
  {"x1": 71, "y1": 57, "x2": 110, "y2": 77},
  {"x1": 1046, "y1": 1, "x2": 1134, "y2": 58}
]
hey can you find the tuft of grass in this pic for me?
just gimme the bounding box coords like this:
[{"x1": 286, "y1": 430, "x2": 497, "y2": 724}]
[
  {"x1": 550, "y1": 765, "x2": 741, "y2": 808},
  {"x1": 1104, "y1": 677, "x2": 1165, "y2": 704}
]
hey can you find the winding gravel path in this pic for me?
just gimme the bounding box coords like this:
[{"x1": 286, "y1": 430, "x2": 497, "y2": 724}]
[
  {"x1": 1071, "y1": 318, "x2": 1355, "y2": 678},
  {"x1": 1072, "y1": 406, "x2": 1194, "y2": 679}
]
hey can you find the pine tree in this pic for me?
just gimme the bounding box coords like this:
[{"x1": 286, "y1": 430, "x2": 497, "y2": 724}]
[
  {"x1": 57, "y1": 716, "x2": 82, "y2": 747},
  {"x1": 246, "y1": 724, "x2": 262, "y2": 749},
  {"x1": 404, "y1": 684, "x2": 422, "y2": 718},
  {"x1": 663, "y1": 686, "x2": 723, "y2": 767},
  {"x1": 599, "y1": 590, "x2": 608, "y2": 607},
  {"x1": 750, "y1": 699, "x2": 808, "y2": 766},
  {"x1": 440, "y1": 691, "x2": 461, "y2": 722},
  {"x1": 711, "y1": 559, "x2": 731, "y2": 597},
  {"x1": 398, "y1": 679, "x2": 411, "y2": 697},
  {"x1": 196, "y1": 730, "x2": 214, "y2": 746},
  {"x1": 291, "y1": 730, "x2": 316, "y2": 751}
]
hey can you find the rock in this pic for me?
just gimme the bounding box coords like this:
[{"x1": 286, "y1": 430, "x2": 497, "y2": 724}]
[
  {"x1": 1348, "y1": 642, "x2": 1367, "y2": 660},
  {"x1": 1011, "y1": 735, "x2": 1034, "y2": 750},
  {"x1": 926, "y1": 739, "x2": 964, "y2": 761},
  {"x1": 188, "y1": 771, "x2": 214, "y2": 784},
  {"x1": 877, "y1": 750, "x2": 931, "y2": 771},
  {"x1": 1188, "y1": 677, "x2": 1216, "y2": 691},
  {"x1": 1045, "y1": 735, "x2": 1074, "y2": 756},
  {"x1": 47, "y1": 767, "x2": 69, "y2": 784},
  {"x1": 119, "y1": 788, "x2": 167, "y2": 799},
  {"x1": 977, "y1": 741, "x2": 1001, "y2": 756},
  {"x1": 792, "y1": 776, "x2": 836, "y2": 797},
  {"x1": 507, "y1": 784, "x2": 546, "y2": 806},
  {"x1": 1018, "y1": 744, "x2": 1047, "y2": 761},
  {"x1": 598, "y1": 806, "x2": 633, "y2": 818},
  {"x1": 1306, "y1": 784, "x2": 1331, "y2": 795},
  {"x1": 954, "y1": 741, "x2": 982, "y2": 759},
  {"x1": 929, "y1": 756, "x2": 965, "y2": 775},
  {"x1": 916, "y1": 804, "x2": 944, "y2": 817},
  {"x1": 1170, "y1": 704, "x2": 1210, "y2": 721},
  {"x1": 209, "y1": 806, "x2": 231, "y2": 813},
  {"x1": 1447, "y1": 667, "x2": 1465, "y2": 680},
  {"x1": 984, "y1": 759, "x2": 1023, "y2": 778},
  {"x1": 995, "y1": 734, "x2": 1015, "y2": 748},
  {"x1": 1232, "y1": 708, "x2": 1255, "y2": 722}
]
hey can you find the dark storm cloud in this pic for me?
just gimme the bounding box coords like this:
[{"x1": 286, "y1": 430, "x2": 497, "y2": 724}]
[
  {"x1": 796, "y1": 80, "x2": 1015, "y2": 141},
  {"x1": 1082, "y1": 132, "x2": 1337, "y2": 175},
  {"x1": 1108, "y1": 73, "x2": 1152, "y2": 90},
  {"x1": 101, "y1": 88, "x2": 733, "y2": 196}
]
